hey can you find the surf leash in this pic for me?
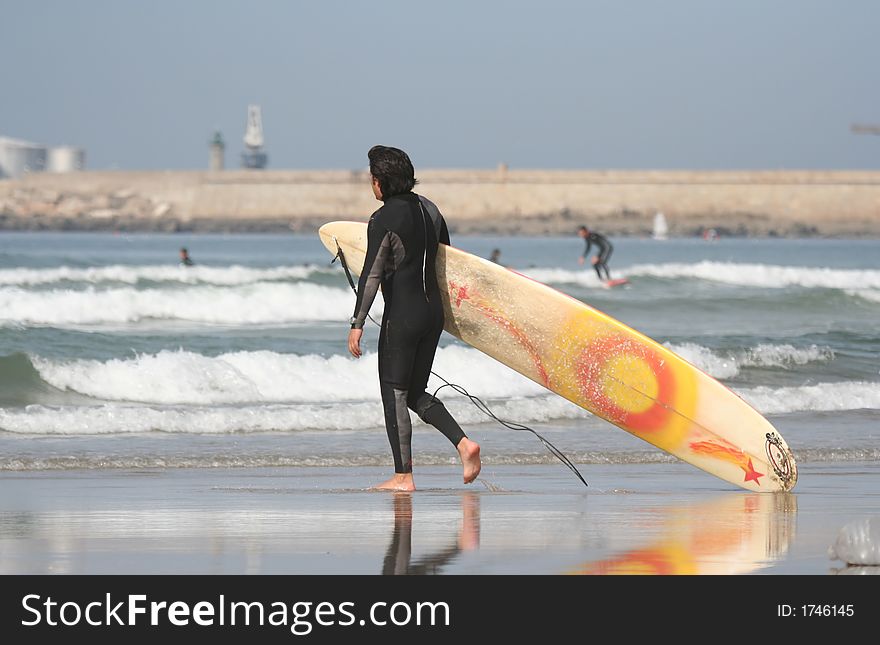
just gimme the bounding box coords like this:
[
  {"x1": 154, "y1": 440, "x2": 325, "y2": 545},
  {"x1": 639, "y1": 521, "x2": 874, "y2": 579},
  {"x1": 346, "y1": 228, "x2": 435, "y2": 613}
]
[
  {"x1": 331, "y1": 241, "x2": 589, "y2": 488},
  {"x1": 331, "y1": 240, "x2": 358, "y2": 291},
  {"x1": 428, "y1": 374, "x2": 588, "y2": 488},
  {"x1": 332, "y1": 241, "x2": 382, "y2": 327}
]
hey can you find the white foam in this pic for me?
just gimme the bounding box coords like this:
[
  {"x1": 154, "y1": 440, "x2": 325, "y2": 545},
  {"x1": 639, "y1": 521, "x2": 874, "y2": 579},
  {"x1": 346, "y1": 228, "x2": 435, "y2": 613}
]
[
  {"x1": 737, "y1": 381, "x2": 880, "y2": 414},
  {"x1": 27, "y1": 343, "x2": 863, "y2": 415},
  {"x1": 739, "y1": 343, "x2": 834, "y2": 367},
  {"x1": 5, "y1": 348, "x2": 879, "y2": 433},
  {"x1": 520, "y1": 268, "x2": 607, "y2": 287},
  {"x1": 0, "y1": 394, "x2": 585, "y2": 436},
  {"x1": 0, "y1": 264, "x2": 332, "y2": 286},
  {"x1": 0, "y1": 403, "x2": 383, "y2": 435},
  {"x1": 665, "y1": 342, "x2": 834, "y2": 379},
  {"x1": 3, "y1": 378, "x2": 876, "y2": 435},
  {"x1": 31, "y1": 346, "x2": 549, "y2": 405},
  {"x1": 625, "y1": 262, "x2": 880, "y2": 289},
  {"x1": 665, "y1": 343, "x2": 740, "y2": 379},
  {"x1": 524, "y1": 263, "x2": 880, "y2": 290},
  {"x1": 847, "y1": 289, "x2": 880, "y2": 304},
  {"x1": 0, "y1": 283, "x2": 363, "y2": 326}
]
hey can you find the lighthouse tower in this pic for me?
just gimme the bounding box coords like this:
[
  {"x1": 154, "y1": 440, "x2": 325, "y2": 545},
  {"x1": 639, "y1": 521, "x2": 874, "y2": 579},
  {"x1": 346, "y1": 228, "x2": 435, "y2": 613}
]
[{"x1": 209, "y1": 131, "x2": 225, "y2": 171}]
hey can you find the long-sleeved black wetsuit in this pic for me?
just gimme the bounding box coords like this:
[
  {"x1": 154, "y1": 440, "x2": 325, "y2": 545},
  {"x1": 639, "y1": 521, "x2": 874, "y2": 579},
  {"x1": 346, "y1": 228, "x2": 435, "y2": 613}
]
[
  {"x1": 582, "y1": 231, "x2": 613, "y2": 280},
  {"x1": 351, "y1": 193, "x2": 466, "y2": 473}
]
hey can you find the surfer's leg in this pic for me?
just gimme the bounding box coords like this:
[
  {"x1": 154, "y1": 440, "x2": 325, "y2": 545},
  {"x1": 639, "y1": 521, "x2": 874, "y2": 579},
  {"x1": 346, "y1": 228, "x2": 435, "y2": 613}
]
[
  {"x1": 380, "y1": 382, "x2": 413, "y2": 474},
  {"x1": 411, "y1": 392, "x2": 465, "y2": 447},
  {"x1": 374, "y1": 322, "x2": 416, "y2": 491},
  {"x1": 601, "y1": 248, "x2": 613, "y2": 279},
  {"x1": 412, "y1": 393, "x2": 480, "y2": 484},
  {"x1": 408, "y1": 329, "x2": 481, "y2": 484},
  {"x1": 406, "y1": 326, "x2": 464, "y2": 447},
  {"x1": 375, "y1": 382, "x2": 416, "y2": 491}
]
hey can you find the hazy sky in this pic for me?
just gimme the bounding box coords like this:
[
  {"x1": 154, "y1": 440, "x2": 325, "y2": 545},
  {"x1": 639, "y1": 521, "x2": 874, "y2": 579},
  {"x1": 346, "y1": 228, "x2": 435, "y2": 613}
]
[{"x1": 2, "y1": 0, "x2": 879, "y2": 171}]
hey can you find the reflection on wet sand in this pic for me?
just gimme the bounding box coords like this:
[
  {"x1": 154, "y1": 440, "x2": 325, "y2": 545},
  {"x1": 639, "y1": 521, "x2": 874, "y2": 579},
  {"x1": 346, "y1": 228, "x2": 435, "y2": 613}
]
[
  {"x1": 570, "y1": 493, "x2": 798, "y2": 575},
  {"x1": 382, "y1": 492, "x2": 480, "y2": 575}
]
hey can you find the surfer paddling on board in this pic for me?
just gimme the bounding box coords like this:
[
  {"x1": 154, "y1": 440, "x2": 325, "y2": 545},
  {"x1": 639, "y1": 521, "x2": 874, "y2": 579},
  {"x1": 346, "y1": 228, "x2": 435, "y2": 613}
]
[
  {"x1": 577, "y1": 226, "x2": 613, "y2": 281},
  {"x1": 347, "y1": 145, "x2": 482, "y2": 492}
]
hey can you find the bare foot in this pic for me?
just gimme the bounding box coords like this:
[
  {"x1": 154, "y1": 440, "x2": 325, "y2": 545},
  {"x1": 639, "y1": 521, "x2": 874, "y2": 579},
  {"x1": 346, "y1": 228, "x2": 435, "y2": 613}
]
[
  {"x1": 457, "y1": 438, "x2": 481, "y2": 484},
  {"x1": 373, "y1": 473, "x2": 416, "y2": 491}
]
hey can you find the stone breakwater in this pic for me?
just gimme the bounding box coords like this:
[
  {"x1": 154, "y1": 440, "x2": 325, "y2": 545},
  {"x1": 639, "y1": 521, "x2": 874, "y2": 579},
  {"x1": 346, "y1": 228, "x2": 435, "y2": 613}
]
[{"x1": 1, "y1": 169, "x2": 879, "y2": 236}]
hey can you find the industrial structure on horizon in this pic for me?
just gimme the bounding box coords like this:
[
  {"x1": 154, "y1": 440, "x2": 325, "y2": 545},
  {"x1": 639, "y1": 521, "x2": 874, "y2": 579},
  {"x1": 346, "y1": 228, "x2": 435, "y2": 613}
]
[
  {"x1": 241, "y1": 104, "x2": 268, "y2": 169},
  {"x1": 0, "y1": 136, "x2": 85, "y2": 179}
]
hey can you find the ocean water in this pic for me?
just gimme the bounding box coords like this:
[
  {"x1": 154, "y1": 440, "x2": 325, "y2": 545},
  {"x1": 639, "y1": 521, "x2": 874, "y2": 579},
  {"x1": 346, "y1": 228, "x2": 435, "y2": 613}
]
[{"x1": 0, "y1": 232, "x2": 878, "y2": 485}]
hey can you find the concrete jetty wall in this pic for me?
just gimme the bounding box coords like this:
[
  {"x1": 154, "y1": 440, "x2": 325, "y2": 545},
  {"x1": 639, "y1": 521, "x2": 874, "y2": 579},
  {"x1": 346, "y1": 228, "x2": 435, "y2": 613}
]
[{"x1": 1, "y1": 169, "x2": 879, "y2": 235}]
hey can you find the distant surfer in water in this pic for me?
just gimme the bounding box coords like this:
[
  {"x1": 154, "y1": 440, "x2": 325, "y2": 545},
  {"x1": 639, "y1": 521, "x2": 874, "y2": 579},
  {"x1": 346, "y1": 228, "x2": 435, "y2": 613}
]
[
  {"x1": 577, "y1": 226, "x2": 612, "y2": 281},
  {"x1": 347, "y1": 145, "x2": 481, "y2": 491},
  {"x1": 179, "y1": 247, "x2": 194, "y2": 266}
]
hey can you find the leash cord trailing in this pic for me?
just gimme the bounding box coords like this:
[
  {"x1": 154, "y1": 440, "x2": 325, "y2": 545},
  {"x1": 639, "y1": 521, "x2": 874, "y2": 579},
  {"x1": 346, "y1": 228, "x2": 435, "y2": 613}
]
[
  {"x1": 332, "y1": 241, "x2": 588, "y2": 488},
  {"x1": 428, "y1": 374, "x2": 588, "y2": 488}
]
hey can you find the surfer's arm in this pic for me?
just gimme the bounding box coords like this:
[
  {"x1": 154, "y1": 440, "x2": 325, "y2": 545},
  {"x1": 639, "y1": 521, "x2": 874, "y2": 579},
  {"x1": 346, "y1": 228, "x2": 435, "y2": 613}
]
[
  {"x1": 351, "y1": 217, "x2": 391, "y2": 329},
  {"x1": 582, "y1": 238, "x2": 592, "y2": 257}
]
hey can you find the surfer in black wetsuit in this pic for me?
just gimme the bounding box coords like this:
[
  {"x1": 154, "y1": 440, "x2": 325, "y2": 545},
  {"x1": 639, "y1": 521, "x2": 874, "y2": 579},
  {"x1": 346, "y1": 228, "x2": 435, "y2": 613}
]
[
  {"x1": 578, "y1": 226, "x2": 613, "y2": 280},
  {"x1": 347, "y1": 145, "x2": 481, "y2": 491},
  {"x1": 179, "y1": 247, "x2": 194, "y2": 267}
]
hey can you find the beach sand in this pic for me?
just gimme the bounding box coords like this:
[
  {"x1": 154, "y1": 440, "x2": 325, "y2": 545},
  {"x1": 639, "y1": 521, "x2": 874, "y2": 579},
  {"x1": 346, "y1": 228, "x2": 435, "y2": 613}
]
[{"x1": 1, "y1": 462, "x2": 877, "y2": 575}]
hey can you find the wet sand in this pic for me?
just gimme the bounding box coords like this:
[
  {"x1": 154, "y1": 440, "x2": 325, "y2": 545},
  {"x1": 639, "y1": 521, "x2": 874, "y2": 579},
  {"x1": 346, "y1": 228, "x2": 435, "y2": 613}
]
[{"x1": 1, "y1": 461, "x2": 877, "y2": 575}]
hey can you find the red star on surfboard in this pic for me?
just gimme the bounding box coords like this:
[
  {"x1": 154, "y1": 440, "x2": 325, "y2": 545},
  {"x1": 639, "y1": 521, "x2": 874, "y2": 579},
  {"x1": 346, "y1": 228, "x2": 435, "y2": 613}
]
[
  {"x1": 742, "y1": 458, "x2": 764, "y2": 484},
  {"x1": 450, "y1": 282, "x2": 470, "y2": 308}
]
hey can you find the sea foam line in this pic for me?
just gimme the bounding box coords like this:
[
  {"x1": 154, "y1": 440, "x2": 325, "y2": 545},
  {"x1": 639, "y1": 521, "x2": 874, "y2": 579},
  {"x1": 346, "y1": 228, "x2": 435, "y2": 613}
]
[
  {"x1": 0, "y1": 282, "x2": 360, "y2": 326},
  {"x1": 624, "y1": 262, "x2": 880, "y2": 289},
  {"x1": 0, "y1": 395, "x2": 586, "y2": 436},
  {"x1": 524, "y1": 262, "x2": 880, "y2": 290},
  {"x1": 2, "y1": 380, "x2": 877, "y2": 436},
  {"x1": 738, "y1": 381, "x2": 880, "y2": 414},
  {"x1": 27, "y1": 342, "x2": 835, "y2": 405},
  {"x1": 665, "y1": 342, "x2": 833, "y2": 380},
  {"x1": 29, "y1": 346, "x2": 547, "y2": 405},
  {"x1": 0, "y1": 264, "x2": 333, "y2": 286}
]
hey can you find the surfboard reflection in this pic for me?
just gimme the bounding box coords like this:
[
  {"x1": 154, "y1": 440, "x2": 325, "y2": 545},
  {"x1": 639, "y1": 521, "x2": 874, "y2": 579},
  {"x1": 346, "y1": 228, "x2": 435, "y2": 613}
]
[
  {"x1": 382, "y1": 492, "x2": 480, "y2": 575},
  {"x1": 570, "y1": 493, "x2": 797, "y2": 575}
]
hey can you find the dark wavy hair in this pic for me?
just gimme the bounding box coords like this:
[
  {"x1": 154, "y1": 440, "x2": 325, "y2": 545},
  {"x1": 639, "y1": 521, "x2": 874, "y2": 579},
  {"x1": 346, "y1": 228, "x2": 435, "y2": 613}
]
[{"x1": 368, "y1": 145, "x2": 418, "y2": 200}]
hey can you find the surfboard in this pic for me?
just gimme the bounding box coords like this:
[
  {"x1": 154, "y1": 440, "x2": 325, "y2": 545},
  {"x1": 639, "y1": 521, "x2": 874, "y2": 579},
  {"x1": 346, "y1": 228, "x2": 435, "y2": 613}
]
[
  {"x1": 604, "y1": 278, "x2": 629, "y2": 288},
  {"x1": 319, "y1": 221, "x2": 798, "y2": 492}
]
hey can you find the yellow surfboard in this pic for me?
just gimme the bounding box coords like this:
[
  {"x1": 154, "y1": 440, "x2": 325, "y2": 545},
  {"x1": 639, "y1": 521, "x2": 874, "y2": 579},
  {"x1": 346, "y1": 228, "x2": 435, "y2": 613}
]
[{"x1": 319, "y1": 221, "x2": 798, "y2": 492}]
